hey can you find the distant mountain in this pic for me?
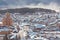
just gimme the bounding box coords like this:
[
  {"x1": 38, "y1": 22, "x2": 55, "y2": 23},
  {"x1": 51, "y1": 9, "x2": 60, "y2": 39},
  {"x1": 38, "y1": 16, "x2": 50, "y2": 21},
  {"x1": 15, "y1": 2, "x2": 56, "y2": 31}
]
[{"x1": 0, "y1": 8, "x2": 56, "y2": 15}]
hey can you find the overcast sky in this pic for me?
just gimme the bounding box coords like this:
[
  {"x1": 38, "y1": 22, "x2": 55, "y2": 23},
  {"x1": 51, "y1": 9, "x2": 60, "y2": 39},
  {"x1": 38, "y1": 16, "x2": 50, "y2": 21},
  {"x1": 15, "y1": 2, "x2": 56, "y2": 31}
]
[
  {"x1": 0, "y1": 0, "x2": 60, "y2": 12},
  {"x1": 0, "y1": 0, "x2": 60, "y2": 6}
]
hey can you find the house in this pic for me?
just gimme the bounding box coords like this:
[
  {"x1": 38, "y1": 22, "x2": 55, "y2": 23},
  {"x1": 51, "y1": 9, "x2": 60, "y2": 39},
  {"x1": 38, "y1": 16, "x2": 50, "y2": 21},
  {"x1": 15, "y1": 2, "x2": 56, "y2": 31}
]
[
  {"x1": 33, "y1": 24, "x2": 46, "y2": 32},
  {"x1": 21, "y1": 23, "x2": 30, "y2": 31},
  {"x1": 0, "y1": 25, "x2": 12, "y2": 40}
]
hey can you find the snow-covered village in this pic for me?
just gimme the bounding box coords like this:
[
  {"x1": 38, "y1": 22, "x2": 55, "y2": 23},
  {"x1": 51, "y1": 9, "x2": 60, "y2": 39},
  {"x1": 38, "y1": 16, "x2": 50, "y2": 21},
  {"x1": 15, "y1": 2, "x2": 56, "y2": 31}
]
[
  {"x1": 0, "y1": 8, "x2": 60, "y2": 40},
  {"x1": 0, "y1": 0, "x2": 60, "y2": 40}
]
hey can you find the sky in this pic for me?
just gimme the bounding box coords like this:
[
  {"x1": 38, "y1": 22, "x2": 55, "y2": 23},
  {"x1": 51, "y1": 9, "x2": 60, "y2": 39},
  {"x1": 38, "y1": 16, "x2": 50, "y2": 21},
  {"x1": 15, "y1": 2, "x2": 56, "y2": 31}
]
[{"x1": 0, "y1": 0, "x2": 60, "y2": 12}]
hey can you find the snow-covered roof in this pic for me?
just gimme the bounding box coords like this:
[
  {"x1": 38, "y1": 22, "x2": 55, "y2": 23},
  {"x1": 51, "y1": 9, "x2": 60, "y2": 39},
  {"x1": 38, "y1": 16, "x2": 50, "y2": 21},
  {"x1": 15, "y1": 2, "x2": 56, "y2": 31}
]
[
  {"x1": 34, "y1": 37, "x2": 48, "y2": 40},
  {"x1": 34, "y1": 24, "x2": 46, "y2": 28},
  {"x1": 10, "y1": 33, "x2": 17, "y2": 39},
  {"x1": 20, "y1": 23, "x2": 30, "y2": 26},
  {"x1": 0, "y1": 26, "x2": 10, "y2": 32},
  {"x1": 0, "y1": 35, "x2": 5, "y2": 36}
]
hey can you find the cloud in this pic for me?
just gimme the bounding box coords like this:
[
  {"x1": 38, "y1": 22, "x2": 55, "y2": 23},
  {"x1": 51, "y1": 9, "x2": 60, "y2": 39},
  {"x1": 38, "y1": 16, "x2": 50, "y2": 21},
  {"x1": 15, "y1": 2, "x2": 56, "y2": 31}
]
[
  {"x1": 23, "y1": 2, "x2": 60, "y2": 12},
  {"x1": 0, "y1": 0, "x2": 60, "y2": 12}
]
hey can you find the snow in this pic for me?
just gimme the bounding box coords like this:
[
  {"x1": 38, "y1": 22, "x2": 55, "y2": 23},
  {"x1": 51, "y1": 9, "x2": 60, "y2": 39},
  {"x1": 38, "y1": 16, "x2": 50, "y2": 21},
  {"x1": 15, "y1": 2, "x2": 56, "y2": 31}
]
[
  {"x1": 45, "y1": 31, "x2": 60, "y2": 33},
  {"x1": 20, "y1": 23, "x2": 30, "y2": 26},
  {"x1": 0, "y1": 35, "x2": 5, "y2": 36},
  {"x1": 0, "y1": 22, "x2": 3, "y2": 24},
  {"x1": 0, "y1": 27, "x2": 10, "y2": 32},
  {"x1": 9, "y1": 33, "x2": 17, "y2": 39},
  {"x1": 34, "y1": 37, "x2": 48, "y2": 40},
  {"x1": 35, "y1": 24, "x2": 46, "y2": 28},
  {"x1": 10, "y1": 34, "x2": 16, "y2": 39}
]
